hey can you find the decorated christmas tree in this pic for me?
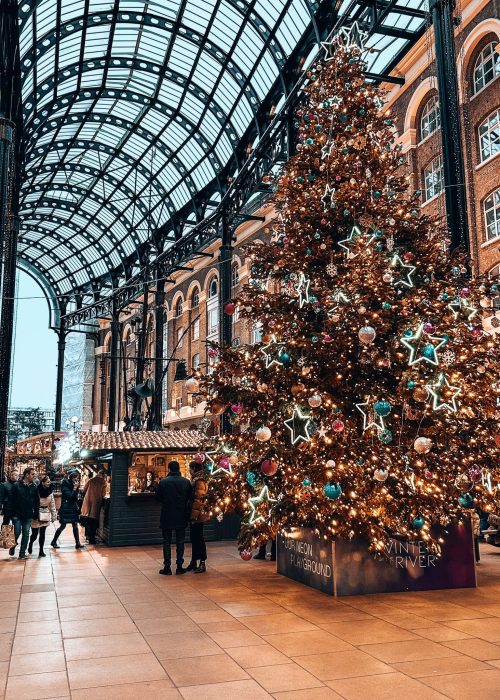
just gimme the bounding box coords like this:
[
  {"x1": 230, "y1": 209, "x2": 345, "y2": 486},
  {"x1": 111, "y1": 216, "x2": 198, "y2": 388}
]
[{"x1": 196, "y1": 27, "x2": 500, "y2": 558}]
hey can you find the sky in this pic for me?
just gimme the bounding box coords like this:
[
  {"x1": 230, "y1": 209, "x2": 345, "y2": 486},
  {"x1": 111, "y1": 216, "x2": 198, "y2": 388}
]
[{"x1": 10, "y1": 270, "x2": 57, "y2": 409}]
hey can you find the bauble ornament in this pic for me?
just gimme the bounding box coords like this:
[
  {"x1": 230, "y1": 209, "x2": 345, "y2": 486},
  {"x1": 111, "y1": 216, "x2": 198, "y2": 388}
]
[
  {"x1": 374, "y1": 468, "x2": 389, "y2": 482},
  {"x1": 414, "y1": 437, "x2": 432, "y2": 454},
  {"x1": 256, "y1": 426, "x2": 272, "y2": 442},
  {"x1": 185, "y1": 377, "x2": 199, "y2": 393},
  {"x1": 261, "y1": 459, "x2": 278, "y2": 476},
  {"x1": 308, "y1": 394, "x2": 322, "y2": 408},
  {"x1": 358, "y1": 325, "x2": 376, "y2": 345},
  {"x1": 240, "y1": 550, "x2": 252, "y2": 561}
]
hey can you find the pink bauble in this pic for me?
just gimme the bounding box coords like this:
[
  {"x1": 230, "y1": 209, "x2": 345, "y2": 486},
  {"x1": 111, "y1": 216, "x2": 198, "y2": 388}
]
[
  {"x1": 471, "y1": 328, "x2": 482, "y2": 338},
  {"x1": 231, "y1": 403, "x2": 242, "y2": 414},
  {"x1": 321, "y1": 218, "x2": 327, "y2": 225},
  {"x1": 240, "y1": 550, "x2": 252, "y2": 561},
  {"x1": 261, "y1": 459, "x2": 278, "y2": 476},
  {"x1": 220, "y1": 457, "x2": 229, "y2": 469},
  {"x1": 224, "y1": 302, "x2": 236, "y2": 315},
  {"x1": 424, "y1": 469, "x2": 433, "y2": 480},
  {"x1": 332, "y1": 419, "x2": 345, "y2": 433},
  {"x1": 423, "y1": 323, "x2": 434, "y2": 333},
  {"x1": 207, "y1": 347, "x2": 218, "y2": 358},
  {"x1": 195, "y1": 452, "x2": 205, "y2": 463},
  {"x1": 324, "y1": 334, "x2": 333, "y2": 343},
  {"x1": 459, "y1": 288, "x2": 470, "y2": 298}
]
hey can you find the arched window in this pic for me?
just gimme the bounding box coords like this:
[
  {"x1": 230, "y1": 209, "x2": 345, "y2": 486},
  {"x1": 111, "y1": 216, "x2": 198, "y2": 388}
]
[
  {"x1": 484, "y1": 189, "x2": 500, "y2": 241},
  {"x1": 488, "y1": 264, "x2": 500, "y2": 309},
  {"x1": 175, "y1": 298, "x2": 183, "y2": 317},
  {"x1": 176, "y1": 327, "x2": 184, "y2": 348},
  {"x1": 473, "y1": 42, "x2": 500, "y2": 94},
  {"x1": 419, "y1": 95, "x2": 440, "y2": 141},
  {"x1": 191, "y1": 288, "x2": 200, "y2": 308},
  {"x1": 208, "y1": 278, "x2": 218, "y2": 298},
  {"x1": 478, "y1": 109, "x2": 500, "y2": 161},
  {"x1": 231, "y1": 263, "x2": 239, "y2": 288},
  {"x1": 423, "y1": 155, "x2": 444, "y2": 202},
  {"x1": 192, "y1": 353, "x2": 201, "y2": 371}
]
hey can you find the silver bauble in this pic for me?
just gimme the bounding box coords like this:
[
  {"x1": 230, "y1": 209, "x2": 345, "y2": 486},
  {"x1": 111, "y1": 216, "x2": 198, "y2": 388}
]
[{"x1": 358, "y1": 325, "x2": 376, "y2": 345}]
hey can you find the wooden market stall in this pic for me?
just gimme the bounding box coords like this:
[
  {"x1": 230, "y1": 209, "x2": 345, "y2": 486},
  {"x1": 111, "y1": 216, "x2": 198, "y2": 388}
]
[{"x1": 78, "y1": 430, "x2": 239, "y2": 547}]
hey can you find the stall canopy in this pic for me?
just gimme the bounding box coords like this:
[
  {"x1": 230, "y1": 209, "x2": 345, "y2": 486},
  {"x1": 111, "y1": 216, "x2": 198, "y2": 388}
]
[{"x1": 78, "y1": 429, "x2": 203, "y2": 452}]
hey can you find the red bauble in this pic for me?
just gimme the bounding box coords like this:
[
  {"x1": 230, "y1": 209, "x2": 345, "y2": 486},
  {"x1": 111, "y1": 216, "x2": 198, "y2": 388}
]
[
  {"x1": 261, "y1": 459, "x2": 278, "y2": 476},
  {"x1": 224, "y1": 302, "x2": 236, "y2": 315},
  {"x1": 495, "y1": 435, "x2": 500, "y2": 447},
  {"x1": 240, "y1": 550, "x2": 252, "y2": 561},
  {"x1": 332, "y1": 419, "x2": 345, "y2": 432}
]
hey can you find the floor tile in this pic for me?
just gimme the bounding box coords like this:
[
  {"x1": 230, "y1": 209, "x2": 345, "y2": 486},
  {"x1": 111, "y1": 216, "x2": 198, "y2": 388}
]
[
  {"x1": 359, "y1": 638, "x2": 459, "y2": 663},
  {"x1": 392, "y1": 655, "x2": 489, "y2": 677},
  {"x1": 67, "y1": 652, "x2": 168, "y2": 689},
  {"x1": 240, "y1": 613, "x2": 317, "y2": 636},
  {"x1": 185, "y1": 608, "x2": 234, "y2": 623},
  {"x1": 415, "y1": 627, "x2": 474, "y2": 642},
  {"x1": 294, "y1": 649, "x2": 393, "y2": 680},
  {"x1": 264, "y1": 630, "x2": 352, "y2": 656},
  {"x1": 9, "y1": 651, "x2": 66, "y2": 676},
  {"x1": 12, "y1": 634, "x2": 62, "y2": 655},
  {"x1": 145, "y1": 631, "x2": 222, "y2": 659},
  {"x1": 60, "y1": 616, "x2": 137, "y2": 639},
  {"x1": 207, "y1": 629, "x2": 265, "y2": 648},
  {"x1": 178, "y1": 679, "x2": 272, "y2": 699},
  {"x1": 5, "y1": 671, "x2": 69, "y2": 700},
  {"x1": 64, "y1": 632, "x2": 150, "y2": 660},
  {"x1": 199, "y1": 620, "x2": 247, "y2": 632},
  {"x1": 421, "y1": 669, "x2": 500, "y2": 699},
  {"x1": 226, "y1": 643, "x2": 292, "y2": 668},
  {"x1": 247, "y1": 662, "x2": 324, "y2": 692},
  {"x1": 71, "y1": 681, "x2": 180, "y2": 700},
  {"x1": 442, "y1": 638, "x2": 500, "y2": 660},
  {"x1": 162, "y1": 654, "x2": 249, "y2": 686},
  {"x1": 444, "y1": 619, "x2": 500, "y2": 642},
  {"x1": 15, "y1": 620, "x2": 61, "y2": 637},
  {"x1": 123, "y1": 602, "x2": 183, "y2": 619},
  {"x1": 327, "y1": 671, "x2": 450, "y2": 700},
  {"x1": 58, "y1": 604, "x2": 126, "y2": 621},
  {"x1": 272, "y1": 689, "x2": 343, "y2": 700},
  {"x1": 0, "y1": 635, "x2": 13, "y2": 663},
  {"x1": 324, "y1": 619, "x2": 420, "y2": 645}
]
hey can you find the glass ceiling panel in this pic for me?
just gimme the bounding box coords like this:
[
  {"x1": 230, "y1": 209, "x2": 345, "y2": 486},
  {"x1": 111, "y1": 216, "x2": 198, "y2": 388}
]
[{"x1": 17, "y1": 0, "x2": 428, "y2": 298}]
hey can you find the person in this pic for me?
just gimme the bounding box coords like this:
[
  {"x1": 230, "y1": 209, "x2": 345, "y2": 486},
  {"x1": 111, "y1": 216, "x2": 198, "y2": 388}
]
[
  {"x1": 156, "y1": 460, "x2": 192, "y2": 575},
  {"x1": 10, "y1": 467, "x2": 40, "y2": 559},
  {"x1": 0, "y1": 469, "x2": 19, "y2": 526},
  {"x1": 472, "y1": 510, "x2": 481, "y2": 564},
  {"x1": 144, "y1": 471, "x2": 157, "y2": 493},
  {"x1": 80, "y1": 469, "x2": 106, "y2": 544},
  {"x1": 51, "y1": 471, "x2": 83, "y2": 549},
  {"x1": 254, "y1": 539, "x2": 276, "y2": 561},
  {"x1": 28, "y1": 476, "x2": 57, "y2": 557},
  {"x1": 187, "y1": 461, "x2": 208, "y2": 573}
]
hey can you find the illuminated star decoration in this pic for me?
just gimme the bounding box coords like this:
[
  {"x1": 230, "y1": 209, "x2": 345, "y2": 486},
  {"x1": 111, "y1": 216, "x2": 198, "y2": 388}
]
[
  {"x1": 260, "y1": 334, "x2": 286, "y2": 368},
  {"x1": 401, "y1": 324, "x2": 448, "y2": 367},
  {"x1": 425, "y1": 373, "x2": 461, "y2": 413},
  {"x1": 295, "y1": 273, "x2": 311, "y2": 308},
  {"x1": 321, "y1": 183, "x2": 336, "y2": 211},
  {"x1": 328, "y1": 289, "x2": 350, "y2": 316},
  {"x1": 248, "y1": 485, "x2": 277, "y2": 525},
  {"x1": 324, "y1": 95, "x2": 342, "y2": 109},
  {"x1": 204, "y1": 450, "x2": 217, "y2": 473},
  {"x1": 448, "y1": 297, "x2": 478, "y2": 322},
  {"x1": 209, "y1": 444, "x2": 237, "y2": 476},
  {"x1": 284, "y1": 406, "x2": 313, "y2": 445},
  {"x1": 355, "y1": 400, "x2": 385, "y2": 432},
  {"x1": 317, "y1": 425, "x2": 328, "y2": 439},
  {"x1": 338, "y1": 224, "x2": 362, "y2": 259},
  {"x1": 321, "y1": 22, "x2": 368, "y2": 61},
  {"x1": 390, "y1": 254, "x2": 416, "y2": 288},
  {"x1": 364, "y1": 226, "x2": 384, "y2": 247}
]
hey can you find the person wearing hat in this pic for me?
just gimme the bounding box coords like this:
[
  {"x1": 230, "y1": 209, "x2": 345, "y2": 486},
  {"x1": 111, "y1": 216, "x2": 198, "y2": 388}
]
[
  {"x1": 156, "y1": 460, "x2": 192, "y2": 575},
  {"x1": 51, "y1": 471, "x2": 83, "y2": 549}
]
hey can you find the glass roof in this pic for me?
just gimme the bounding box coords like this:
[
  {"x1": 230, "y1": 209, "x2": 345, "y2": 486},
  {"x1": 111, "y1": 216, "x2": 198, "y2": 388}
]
[{"x1": 17, "y1": 0, "x2": 428, "y2": 299}]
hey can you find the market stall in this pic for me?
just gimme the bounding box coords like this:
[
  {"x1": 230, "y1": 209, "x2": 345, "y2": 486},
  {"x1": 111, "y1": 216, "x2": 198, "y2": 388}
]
[{"x1": 77, "y1": 431, "x2": 239, "y2": 547}]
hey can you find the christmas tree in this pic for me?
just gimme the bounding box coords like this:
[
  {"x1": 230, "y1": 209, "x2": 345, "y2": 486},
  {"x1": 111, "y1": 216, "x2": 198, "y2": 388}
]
[{"x1": 197, "y1": 27, "x2": 500, "y2": 557}]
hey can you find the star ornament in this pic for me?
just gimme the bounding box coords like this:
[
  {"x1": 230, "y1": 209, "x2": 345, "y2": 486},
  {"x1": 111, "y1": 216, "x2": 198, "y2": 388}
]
[
  {"x1": 296, "y1": 273, "x2": 311, "y2": 308},
  {"x1": 321, "y1": 184, "x2": 336, "y2": 211},
  {"x1": 425, "y1": 373, "x2": 461, "y2": 413},
  {"x1": 260, "y1": 334, "x2": 286, "y2": 368},
  {"x1": 448, "y1": 297, "x2": 478, "y2": 322},
  {"x1": 284, "y1": 406, "x2": 313, "y2": 445},
  {"x1": 400, "y1": 324, "x2": 447, "y2": 367},
  {"x1": 390, "y1": 254, "x2": 416, "y2": 288},
  {"x1": 338, "y1": 224, "x2": 362, "y2": 259},
  {"x1": 248, "y1": 485, "x2": 277, "y2": 525},
  {"x1": 355, "y1": 400, "x2": 385, "y2": 433}
]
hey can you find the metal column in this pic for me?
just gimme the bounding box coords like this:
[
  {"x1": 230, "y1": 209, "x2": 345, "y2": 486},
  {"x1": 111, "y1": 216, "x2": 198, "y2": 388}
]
[
  {"x1": 430, "y1": 0, "x2": 469, "y2": 251},
  {"x1": 54, "y1": 325, "x2": 67, "y2": 432},
  {"x1": 107, "y1": 300, "x2": 119, "y2": 431},
  {"x1": 219, "y1": 210, "x2": 234, "y2": 435},
  {"x1": 150, "y1": 279, "x2": 165, "y2": 430}
]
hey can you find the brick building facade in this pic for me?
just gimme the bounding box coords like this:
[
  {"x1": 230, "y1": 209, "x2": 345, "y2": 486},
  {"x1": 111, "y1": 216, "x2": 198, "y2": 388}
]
[{"x1": 90, "y1": 0, "x2": 499, "y2": 432}]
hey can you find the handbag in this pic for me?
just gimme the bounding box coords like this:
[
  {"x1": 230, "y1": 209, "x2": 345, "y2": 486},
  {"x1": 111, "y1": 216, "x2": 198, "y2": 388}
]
[
  {"x1": 1, "y1": 524, "x2": 15, "y2": 549},
  {"x1": 39, "y1": 507, "x2": 51, "y2": 523}
]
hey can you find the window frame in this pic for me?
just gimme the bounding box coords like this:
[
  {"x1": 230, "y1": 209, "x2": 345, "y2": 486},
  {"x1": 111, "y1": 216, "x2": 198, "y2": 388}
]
[
  {"x1": 175, "y1": 298, "x2": 183, "y2": 317},
  {"x1": 208, "y1": 278, "x2": 218, "y2": 299},
  {"x1": 423, "y1": 155, "x2": 444, "y2": 203},
  {"x1": 231, "y1": 263, "x2": 240, "y2": 288},
  {"x1": 191, "y1": 317, "x2": 200, "y2": 340},
  {"x1": 483, "y1": 189, "x2": 500, "y2": 242},
  {"x1": 176, "y1": 326, "x2": 184, "y2": 348},
  {"x1": 419, "y1": 94, "x2": 440, "y2": 142},
  {"x1": 472, "y1": 42, "x2": 500, "y2": 95},
  {"x1": 478, "y1": 109, "x2": 500, "y2": 162}
]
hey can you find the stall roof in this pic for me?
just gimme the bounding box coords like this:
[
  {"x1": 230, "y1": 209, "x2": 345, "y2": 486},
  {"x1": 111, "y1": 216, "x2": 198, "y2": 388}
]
[{"x1": 79, "y1": 430, "x2": 203, "y2": 452}]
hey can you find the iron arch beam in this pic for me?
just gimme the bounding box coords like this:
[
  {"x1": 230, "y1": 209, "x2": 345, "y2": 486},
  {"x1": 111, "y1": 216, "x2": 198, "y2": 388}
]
[
  {"x1": 16, "y1": 258, "x2": 63, "y2": 329},
  {"x1": 18, "y1": 239, "x2": 79, "y2": 290}
]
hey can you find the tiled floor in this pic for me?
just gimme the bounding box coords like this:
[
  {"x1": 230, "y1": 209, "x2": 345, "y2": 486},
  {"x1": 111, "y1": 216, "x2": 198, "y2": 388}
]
[{"x1": 1, "y1": 530, "x2": 499, "y2": 700}]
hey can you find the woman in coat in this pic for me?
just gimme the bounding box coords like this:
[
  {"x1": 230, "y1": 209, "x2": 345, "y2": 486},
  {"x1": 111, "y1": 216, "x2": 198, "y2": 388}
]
[
  {"x1": 80, "y1": 469, "x2": 106, "y2": 544},
  {"x1": 51, "y1": 471, "x2": 83, "y2": 549},
  {"x1": 187, "y1": 461, "x2": 209, "y2": 573},
  {"x1": 28, "y1": 475, "x2": 57, "y2": 557}
]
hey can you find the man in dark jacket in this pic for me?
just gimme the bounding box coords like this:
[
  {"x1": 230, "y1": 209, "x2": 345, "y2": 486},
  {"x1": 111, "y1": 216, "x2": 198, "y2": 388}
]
[
  {"x1": 10, "y1": 467, "x2": 40, "y2": 559},
  {"x1": 0, "y1": 469, "x2": 19, "y2": 526},
  {"x1": 156, "y1": 461, "x2": 192, "y2": 575}
]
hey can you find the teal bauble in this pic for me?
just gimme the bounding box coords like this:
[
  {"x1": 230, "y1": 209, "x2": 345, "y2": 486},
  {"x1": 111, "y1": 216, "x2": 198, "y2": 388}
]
[
  {"x1": 404, "y1": 328, "x2": 413, "y2": 337},
  {"x1": 315, "y1": 124, "x2": 322, "y2": 132},
  {"x1": 374, "y1": 400, "x2": 392, "y2": 417},
  {"x1": 356, "y1": 457, "x2": 365, "y2": 466},
  {"x1": 421, "y1": 344, "x2": 435, "y2": 359},
  {"x1": 373, "y1": 190, "x2": 382, "y2": 198},
  {"x1": 358, "y1": 108, "x2": 366, "y2": 116},
  {"x1": 246, "y1": 471, "x2": 256, "y2": 487},
  {"x1": 412, "y1": 516, "x2": 425, "y2": 530},
  {"x1": 342, "y1": 147, "x2": 349, "y2": 154},
  {"x1": 378, "y1": 429, "x2": 393, "y2": 444},
  {"x1": 308, "y1": 174, "x2": 316, "y2": 182},
  {"x1": 279, "y1": 351, "x2": 291, "y2": 365},
  {"x1": 382, "y1": 302, "x2": 391, "y2": 310},
  {"x1": 324, "y1": 482, "x2": 342, "y2": 500},
  {"x1": 407, "y1": 380, "x2": 416, "y2": 389},
  {"x1": 458, "y1": 493, "x2": 474, "y2": 509},
  {"x1": 302, "y1": 478, "x2": 311, "y2": 487},
  {"x1": 339, "y1": 113, "x2": 347, "y2": 122},
  {"x1": 305, "y1": 138, "x2": 314, "y2": 145},
  {"x1": 297, "y1": 176, "x2": 304, "y2": 183}
]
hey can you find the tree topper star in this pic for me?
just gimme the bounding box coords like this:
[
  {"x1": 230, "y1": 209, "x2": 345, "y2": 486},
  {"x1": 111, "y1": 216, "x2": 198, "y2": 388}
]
[
  {"x1": 284, "y1": 406, "x2": 313, "y2": 445},
  {"x1": 355, "y1": 400, "x2": 385, "y2": 432},
  {"x1": 260, "y1": 334, "x2": 286, "y2": 368},
  {"x1": 248, "y1": 485, "x2": 277, "y2": 525},
  {"x1": 338, "y1": 224, "x2": 362, "y2": 259},
  {"x1": 448, "y1": 297, "x2": 478, "y2": 322},
  {"x1": 390, "y1": 254, "x2": 416, "y2": 288},
  {"x1": 425, "y1": 373, "x2": 461, "y2": 413},
  {"x1": 401, "y1": 324, "x2": 447, "y2": 367}
]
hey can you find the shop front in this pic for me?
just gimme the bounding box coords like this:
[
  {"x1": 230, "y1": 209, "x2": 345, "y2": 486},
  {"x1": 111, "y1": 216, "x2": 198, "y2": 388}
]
[{"x1": 78, "y1": 431, "x2": 239, "y2": 546}]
